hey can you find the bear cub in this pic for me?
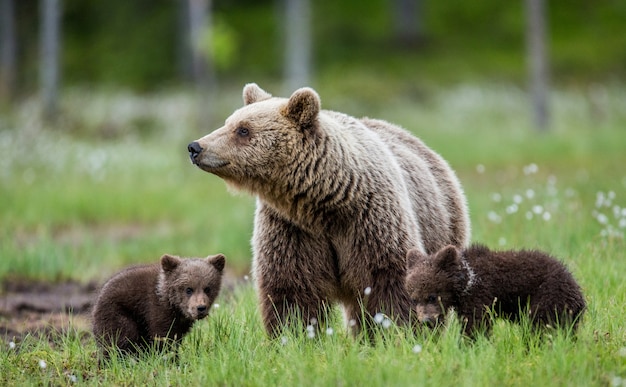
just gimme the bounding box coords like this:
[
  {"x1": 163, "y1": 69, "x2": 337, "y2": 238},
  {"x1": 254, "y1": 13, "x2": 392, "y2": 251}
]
[
  {"x1": 92, "y1": 253, "x2": 225, "y2": 357},
  {"x1": 406, "y1": 244, "x2": 585, "y2": 337}
]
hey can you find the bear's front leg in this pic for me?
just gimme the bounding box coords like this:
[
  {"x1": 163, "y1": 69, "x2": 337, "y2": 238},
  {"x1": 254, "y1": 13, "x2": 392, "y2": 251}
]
[{"x1": 253, "y1": 205, "x2": 337, "y2": 338}]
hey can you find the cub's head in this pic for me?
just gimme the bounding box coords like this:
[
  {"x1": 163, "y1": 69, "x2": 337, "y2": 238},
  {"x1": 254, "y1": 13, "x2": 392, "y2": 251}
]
[
  {"x1": 405, "y1": 245, "x2": 467, "y2": 328},
  {"x1": 158, "y1": 253, "x2": 226, "y2": 321},
  {"x1": 187, "y1": 83, "x2": 322, "y2": 194}
]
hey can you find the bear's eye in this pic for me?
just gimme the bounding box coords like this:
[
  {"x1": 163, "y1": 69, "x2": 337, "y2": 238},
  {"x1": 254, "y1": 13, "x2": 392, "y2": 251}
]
[
  {"x1": 185, "y1": 287, "x2": 193, "y2": 296},
  {"x1": 426, "y1": 295, "x2": 437, "y2": 303},
  {"x1": 204, "y1": 287, "x2": 211, "y2": 294},
  {"x1": 236, "y1": 126, "x2": 250, "y2": 137}
]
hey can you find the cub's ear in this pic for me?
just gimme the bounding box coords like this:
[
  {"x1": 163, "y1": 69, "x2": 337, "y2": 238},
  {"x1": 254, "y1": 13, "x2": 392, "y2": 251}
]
[
  {"x1": 406, "y1": 248, "x2": 428, "y2": 269},
  {"x1": 161, "y1": 254, "x2": 181, "y2": 272},
  {"x1": 243, "y1": 83, "x2": 272, "y2": 105},
  {"x1": 435, "y1": 245, "x2": 461, "y2": 271},
  {"x1": 282, "y1": 87, "x2": 320, "y2": 129},
  {"x1": 207, "y1": 253, "x2": 226, "y2": 273}
]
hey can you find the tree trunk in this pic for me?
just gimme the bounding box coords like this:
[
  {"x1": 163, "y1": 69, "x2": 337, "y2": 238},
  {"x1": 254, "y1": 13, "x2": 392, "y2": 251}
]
[
  {"x1": 392, "y1": 0, "x2": 424, "y2": 47},
  {"x1": 526, "y1": 0, "x2": 550, "y2": 131},
  {"x1": 283, "y1": 0, "x2": 311, "y2": 92},
  {"x1": 0, "y1": 0, "x2": 16, "y2": 105},
  {"x1": 40, "y1": 0, "x2": 61, "y2": 122}
]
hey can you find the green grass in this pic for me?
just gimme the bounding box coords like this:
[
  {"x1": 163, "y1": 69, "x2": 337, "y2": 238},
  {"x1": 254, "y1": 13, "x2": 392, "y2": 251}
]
[{"x1": 1, "y1": 83, "x2": 625, "y2": 385}]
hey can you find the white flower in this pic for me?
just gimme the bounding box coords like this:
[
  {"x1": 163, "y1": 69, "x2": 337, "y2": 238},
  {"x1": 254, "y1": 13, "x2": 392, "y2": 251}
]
[
  {"x1": 542, "y1": 212, "x2": 551, "y2": 221},
  {"x1": 525, "y1": 189, "x2": 535, "y2": 199},
  {"x1": 39, "y1": 359, "x2": 47, "y2": 369},
  {"x1": 506, "y1": 204, "x2": 518, "y2": 214},
  {"x1": 382, "y1": 319, "x2": 392, "y2": 329},
  {"x1": 364, "y1": 287, "x2": 372, "y2": 296},
  {"x1": 490, "y1": 193, "x2": 502, "y2": 202},
  {"x1": 476, "y1": 164, "x2": 485, "y2": 174},
  {"x1": 513, "y1": 194, "x2": 523, "y2": 204},
  {"x1": 348, "y1": 319, "x2": 357, "y2": 327},
  {"x1": 526, "y1": 211, "x2": 533, "y2": 220},
  {"x1": 619, "y1": 218, "x2": 626, "y2": 229},
  {"x1": 243, "y1": 275, "x2": 249, "y2": 281},
  {"x1": 68, "y1": 375, "x2": 78, "y2": 383},
  {"x1": 307, "y1": 330, "x2": 315, "y2": 339},
  {"x1": 213, "y1": 303, "x2": 220, "y2": 308},
  {"x1": 310, "y1": 317, "x2": 318, "y2": 326},
  {"x1": 326, "y1": 327, "x2": 334, "y2": 336},
  {"x1": 596, "y1": 213, "x2": 609, "y2": 225},
  {"x1": 412, "y1": 344, "x2": 423, "y2": 354},
  {"x1": 9, "y1": 341, "x2": 15, "y2": 349},
  {"x1": 532, "y1": 205, "x2": 544, "y2": 214},
  {"x1": 281, "y1": 336, "x2": 288, "y2": 346},
  {"x1": 487, "y1": 211, "x2": 501, "y2": 223},
  {"x1": 618, "y1": 347, "x2": 626, "y2": 357},
  {"x1": 374, "y1": 313, "x2": 385, "y2": 324},
  {"x1": 498, "y1": 238, "x2": 506, "y2": 246}
]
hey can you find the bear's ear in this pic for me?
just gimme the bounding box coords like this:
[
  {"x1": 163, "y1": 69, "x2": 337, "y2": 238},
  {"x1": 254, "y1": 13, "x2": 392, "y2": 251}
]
[
  {"x1": 434, "y1": 245, "x2": 461, "y2": 271},
  {"x1": 243, "y1": 83, "x2": 272, "y2": 105},
  {"x1": 161, "y1": 254, "x2": 181, "y2": 272},
  {"x1": 206, "y1": 253, "x2": 226, "y2": 273},
  {"x1": 406, "y1": 248, "x2": 427, "y2": 269},
  {"x1": 282, "y1": 87, "x2": 320, "y2": 129}
]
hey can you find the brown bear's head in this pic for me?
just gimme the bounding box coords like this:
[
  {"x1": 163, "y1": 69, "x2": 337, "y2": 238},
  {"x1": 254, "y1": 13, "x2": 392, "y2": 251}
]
[
  {"x1": 187, "y1": 83, "x2": 322, "y2": 196},
  {"x1": 157, "y1": 253, "x2": 226, "y2": 321},
  {"x1": 405, "y1": 245, "x2": 468, "y2": 328}
]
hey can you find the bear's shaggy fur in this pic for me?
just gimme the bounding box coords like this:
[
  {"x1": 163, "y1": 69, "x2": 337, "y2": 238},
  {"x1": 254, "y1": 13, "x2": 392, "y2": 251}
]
[
  {"x1": 188, "y1": 84, "x2": 470, "y2": 336},
  {"x1": 405, "y1": 244, "x2": 585, "y2": 336},
  {"x1": 92, "y1": 254, "x2": 225, "y2": 356}
]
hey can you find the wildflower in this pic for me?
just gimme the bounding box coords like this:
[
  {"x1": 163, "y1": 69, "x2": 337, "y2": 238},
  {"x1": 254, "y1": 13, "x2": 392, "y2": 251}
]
[
  {"x1": 9, "y1": 341, "x2": 15, "y2": 349},
  {"x1": 281, "y1": 336, "x2": 288, "y2": 346},
  {"x1": 525, "y1": 189, "x2": 535, "y2": 199},
  {"x1": 364, "y1": 287, "x2": 372, "y2": 296},
  {"x1": 513, "y1": 194, "x2": 523, "y2": 204},
  {"x1": 348, "y1": 319, "x2": 357, "y2": 327},
  {"x1": 596, "y1": 213, "x2": 609, "y2": 225},
  {"x1": 306, "y1": 325, "x2": 315, "y2": 339},
  {"x1": 326, "y1": 327, "x2": 334, "y2": 336},
  {"x1": 618, "y1": 347, "x2": 626, "y2": 357},
  {"x1": 213, "y1": 303, "x2": 220, "y2": 309},
  {"x1": 476, "y1": 164, "x2": 485, "y2": 174},
  {"x1": 310, "y1": 317, "x2": 318, "y2": 326},
  {"x1": 619, "y1": 219, "x2": 626, "y2": 229},
  {"x1": 382, "y1": 319, "x2": 392, "y2": 329},
  {"x1": 506, "y1": 204, "x2": 518, "y2": 214},
  {"x1": 542, "y1": 212, "x2": 551, "y2": 221},
  {"x1": 487, "y1": 211, "x2": 501, "y2": 223},
  {"x1": 525, "y1": 211, "x2": 533, "y2": 220},
  {"x1": 68, "y1": 374, "x2": 78, "y2": 383},
  {"x1": 498, "y1": 238, "x2": 506, "y2": 246},
  {"x1": 39, "y1": 359, "x2": 47, "y2": 369},
  {"x1": 374, "y1": 313, "x2": 385, "y2": 324},
  {"x1": 243, "y1": 275, "x2": 249, "y2": 281},
  {"x1": 523, "y1": 163, "x2": 538, "y2": 175},
  {"x1": 412, "y1": 344, "x2": 423, "y2": 354},
  {"x1": 532, "y1": 205, "x2": 544, "y2": 214},
  {"x1": 490, "y1": 193, "x2": 502, "y2": 202}
]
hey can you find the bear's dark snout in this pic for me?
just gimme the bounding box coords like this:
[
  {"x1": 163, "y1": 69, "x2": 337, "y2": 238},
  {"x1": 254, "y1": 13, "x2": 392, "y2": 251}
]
[{"x1": 187, "y1": 142, "x2": 203, "y2": 164}]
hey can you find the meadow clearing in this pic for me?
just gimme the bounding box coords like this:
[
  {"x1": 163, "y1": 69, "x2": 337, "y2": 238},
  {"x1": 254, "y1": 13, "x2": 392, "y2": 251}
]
[{"x1": 0, "y1": 83, "x2": 625, "y2": 385}]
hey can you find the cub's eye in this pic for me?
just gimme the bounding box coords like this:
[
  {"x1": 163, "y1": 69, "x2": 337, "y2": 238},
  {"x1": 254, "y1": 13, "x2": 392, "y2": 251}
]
[
  {"x1": 236, "y1": 126, "x2": 250, "y2": 137},
  {"x1": 185, "y1": 287, "x2": 193, "y2": 296},
  {"x1": 426, "y1": 295, "x2": 437, "y2": 303},
  {"x1": 204, "y1": 287, "x2": 211, "y2": 294}
]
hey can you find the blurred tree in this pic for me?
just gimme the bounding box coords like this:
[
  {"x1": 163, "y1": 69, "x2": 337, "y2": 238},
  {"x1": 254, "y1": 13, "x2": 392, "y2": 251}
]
[
  {"x1": 189, "y1": 0, "x2": 215, "y2": 91},
  {"x1": 40, "y1": 0, "x2": 61, "y2": 121},
  {"x1": 392, "y1": 0, "x2": 424, "y2": 47},
  {"x1": 526, "y1": 0, "x2": 550, "y2": 131},
  {"x1": 0, "y1": 0, "x2": 16, "y2": 105},
  {"x1": 283, "y1": 0, "x2": 311, "y2": 92}
]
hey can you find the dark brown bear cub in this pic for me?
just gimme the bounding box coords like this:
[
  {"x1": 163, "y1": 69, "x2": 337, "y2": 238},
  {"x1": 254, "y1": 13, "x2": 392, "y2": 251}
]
[
  {"x1": 92, "y1": 253, "x2": 225, "y2": 357},
  {"x1": 405, "y1": 244, "x2": 585, "y2": 337}
]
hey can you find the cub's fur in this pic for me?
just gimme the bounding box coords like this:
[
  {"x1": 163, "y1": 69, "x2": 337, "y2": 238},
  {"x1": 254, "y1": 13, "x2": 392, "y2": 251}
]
[
  {"x1": 188, "y1": 83, "x2": 470, "y2": 336},
  {"x1": 92, "y1": 254, "x2": 225, "y2": 356},
  {"x1": 406, "y1": 244, "x2": 585, "y2": 336}
]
